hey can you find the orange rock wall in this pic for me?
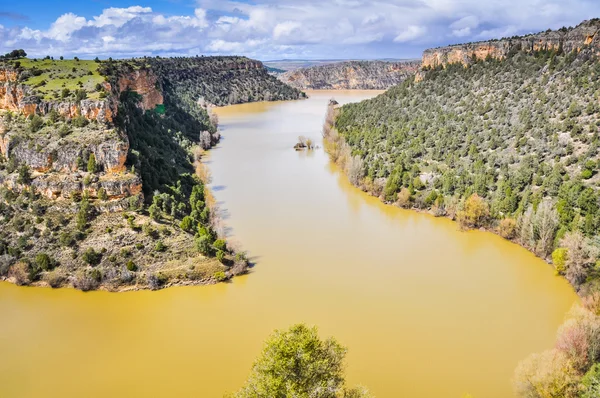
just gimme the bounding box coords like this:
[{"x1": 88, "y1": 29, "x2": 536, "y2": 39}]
[{"x1": 422, "y1": 19, "x2": 600, "y2": 68}]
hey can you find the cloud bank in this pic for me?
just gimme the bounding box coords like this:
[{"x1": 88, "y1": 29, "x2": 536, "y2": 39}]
[{"x1": 1, "y1": 0, "x2": 599, "y2": 59}]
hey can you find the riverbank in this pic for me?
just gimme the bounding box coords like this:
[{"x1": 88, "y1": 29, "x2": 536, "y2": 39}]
[
  {"x1": 323, "y1": 100, "x2": 580, "y2": 294},
  {"x1": 0, "y1": 138, "x2": 248, "y2": 293}
]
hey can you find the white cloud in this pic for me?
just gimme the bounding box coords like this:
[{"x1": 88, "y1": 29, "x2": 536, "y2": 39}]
[
  {"x1": 1, "y1": 1, "x2": 599, "y2": 59},
  {"x1": 394, "y1": 25, "x2": 427, "y2": 42},
  {"x1": 89, "y1": 6, "x2": 152, "y2": 28},
  {"x1": 273, "y1": 21, "x2": 301, "y2": 39},
  {"x1": 47, "y1": 13, "x2": 87, "y2": 41}
]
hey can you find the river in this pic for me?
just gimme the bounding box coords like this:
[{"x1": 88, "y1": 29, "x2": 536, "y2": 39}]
[{"x1": 0, "y1": 91, "x2": 578, "y2": 398}]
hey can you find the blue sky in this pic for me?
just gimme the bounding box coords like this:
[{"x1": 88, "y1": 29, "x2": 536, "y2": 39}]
[{"x1": 1, "y1": 0, "x2": 599, "y2": 60}]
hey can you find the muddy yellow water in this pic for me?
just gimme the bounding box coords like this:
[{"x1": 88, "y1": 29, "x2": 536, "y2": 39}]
[{"x1": 0, "y1": 91, "x2": 578, "y2": 397}]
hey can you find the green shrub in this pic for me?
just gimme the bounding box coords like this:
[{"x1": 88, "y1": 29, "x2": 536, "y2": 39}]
[
  {"x1": 180, "y1": 216, "x2": 194, "y2": 232},
  {"x1": 154, "y1": 241, "x2": 166, "y2": 252},
  {"x1": 126, "y1": 260, "x2": 137, "y2": 272},
  {"x1": 87, "y1": 153, "x2": 97, "y2": 173},
  {"x1": 72, "y1": 116, "x2": 89, "y2": 128},
  {"x1": 34, "y1": 253, "x2": 55, "y2": 271},
  {"x1": 82, "y1": 247, "x2": 101, "y2": 266},
  {"x1": 29, "y1": 114, "x2": 44, "y2": 132},
  {"x1": 214, "y1": 271, "x2": 227, "y2": 282},
  {"x1": 98, "y1": 187, "x2": 108, "y2": 201},
  {"x1": 552, "y1": 248, "x2": 568, "y2": 275},
  {"x1": 213, "y1": 239, "x2": 226, "y2": 252}
]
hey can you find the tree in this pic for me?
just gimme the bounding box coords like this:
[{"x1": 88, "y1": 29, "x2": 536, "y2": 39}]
[
  {"x1": 533, "y1": 199, "x2": 558, "y2": 257},
  {"x1": 346, "y1": 155, "x2": 365, "y2": 187},
  {"x1": 513, "y1": 349, "x2": 579, "y2": 398},
  {"x1": 234, "y1": 324, "x2": 371, "y2": 398},
  {"x1": 457, "y1": 194, "x2": 489, "y2": 229},
  {"x1": 29, "y1": 114, "x2": 44, "y2": 132},
  {"x1": 180, "y1": 216, "x2": 194, "y2": 232},
  {"x1": 559, "y1": 231, "x2": 600, "y2": 287},
  {"x1": 149, "y1": 203, "x2": 162, "y2": 221},
  {"x1": 82, "y1": 248, "x2": 101, "y2": 266},
  {"x1": 98, "y1": 187, "x2": 108, "y2": 201},
  {"x1": 581, "y1": 363, "x2": 600, "y2": 398},
  {"x1": 16, "y1": 164, "x2": 31, "y2": 184},
  {"x1": 76, "y1": 195, "x2": 93, "y2": 231},
  {"x1": 199, "y1": 130, "x2": 212, "y2": 150},
  {"x1": 87, "y1": 153, "x2": 97, "y2": 173},
  {"x1": 35, "y1": 253, "x2": 55, "y2": 272}
]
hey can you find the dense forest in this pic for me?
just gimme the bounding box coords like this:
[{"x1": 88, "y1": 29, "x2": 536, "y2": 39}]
[{"x1": 328, "y1": 46, "x2": 600, "y2": 396}]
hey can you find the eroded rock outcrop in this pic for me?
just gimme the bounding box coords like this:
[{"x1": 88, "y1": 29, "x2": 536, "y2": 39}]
[
  {"x1": 0, "y1": 128, "x2": 128, "y2": 174},
  {"x1": 0, "y1": 69, "x2": 116, "y2": 123},
  {"x1": 279, "y1": 61, "x2": 420, "y2": 90},
  {"x1": 423, "y1": 19, "x2": 600, "y2": 68},
  {"x1": 117, "y1": 68, "x2": 163, "y2": 111}
]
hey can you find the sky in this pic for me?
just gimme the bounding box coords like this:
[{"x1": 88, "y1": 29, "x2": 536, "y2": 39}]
[{"x1": 1, "y1": 0, "x2": 599, "y2": 61}]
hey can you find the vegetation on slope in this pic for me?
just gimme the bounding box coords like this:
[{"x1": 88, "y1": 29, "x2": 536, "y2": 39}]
[
  {"x1": 327, "y1": 46, "x2": 600, "y2": 397},
  {"x1": 333, "y1": 49, "x2": 600, "y2": 290}
]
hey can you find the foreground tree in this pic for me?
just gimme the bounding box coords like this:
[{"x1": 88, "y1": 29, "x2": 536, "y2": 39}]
[{"x1": 232, "y1": 324, "x2": 372, "y2": 398}]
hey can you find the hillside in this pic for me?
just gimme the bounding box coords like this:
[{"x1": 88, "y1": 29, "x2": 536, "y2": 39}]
[
  {"x1": 331, "y1": 20, "x2": 600, "y2": 291},
  {"x1": 278, "y1": 60, "x2": 420, "y2": 90},
  {"x1": 0, "y1": 55, "x2": 303, "y2": 291},
  {"x1": 326, "y1": 19, "x2": 600, "y2": 395}
]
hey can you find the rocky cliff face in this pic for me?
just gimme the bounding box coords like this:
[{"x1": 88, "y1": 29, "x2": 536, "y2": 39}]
[
  {"x1": 116, "y1": 69, "x2": 163, "y2": 111},
  {"x1": 422, "y1": 19, "x2": 600, "y2": 68},
  {"x1": 0, "y1": 66, "x2": 163, "y2": 122},
  {"x1": 279, "y1": 60, "x2": 420, "y2": 90}
]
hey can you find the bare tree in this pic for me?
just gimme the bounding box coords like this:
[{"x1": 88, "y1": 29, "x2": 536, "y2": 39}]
[
  {"x1": 199, "y1": 131, "x2": 212, "y2": 150},
  {"x1": 346, "y1": 155, "x2": 365, "y2": 186},
  {"x1": 534, "y1": 199, "x2": 558, "y2": 257},
  {"x1": 518, "y1": 206, "x2": 535, "y2": 250},
  {"x1": 560, "y1": 231, "x2": 600, "y2": 287}
]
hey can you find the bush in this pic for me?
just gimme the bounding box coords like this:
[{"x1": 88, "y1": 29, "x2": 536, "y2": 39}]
[
  {"x1": 180, "y1": 216, "x2": 194, "y2": 232},
  {"x1": 73, "y1": 271, "x2": 99, "y2": 291},
  {"x1": 214, "y1": 271, "x2": 227, "y2": 282},
  {"x1": 87, "y1": 153, "x2": 97, "y2": 173},
  {"x1": 82, "y1": 247, "x2": 101, "y2": 266},
  {"x1": 59, "y1": 231, "x2": 76, "y2": 247},
  {"x1": 29, "y1": 114, "x2": 44, "y2": 132},
  {"x1": 45, "y1": 270, "x2": 66, "y2": 288},
  {"x1": 9, "y1": 262, "x2": 30, "y2": 286},
  {"x1": 34, "y1": 253, "x2": 55, "y2": 271},
  {"x1": 552, "y1": 248, "x2": 568, "y2": 275},
  {"x1": 498, "y1": 218, "x2": 517, "y2": 239},
  {"x1": 581, "y1": 363, "x2": 600, "y2": 398},
  {"x1": 213, "y1": 239, "x2": 226, "y2": 252},
  {"x1": 154, "y1": 241, "x2": 166, "y2": 252},
  {"x1": 126, "y1": 260, "x2": 137, "y2": 272},
  {"x1": 98, "y1": 187, "x2": 108, "y2": 201},
  {"x1": 216, "y1": 250, "x2": 225, "y2": 264},
  {"x1": 16, "y1": 164, "x2": 31, "y2": 184},
  {"x1": 72, "y1": 116, "x2": 89, "y2": 128},
  {"x1": 195, "y1": 235, "x2": 213, "y2": 256}
]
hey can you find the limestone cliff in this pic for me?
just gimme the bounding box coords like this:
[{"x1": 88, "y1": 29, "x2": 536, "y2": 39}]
[
  {"x1": 422, "y1": 19, "x2": 600, "y2": 68},
  {"x1": 116, "y1": 68, "x2": 163, "y2": 111},
  {"x1": 278, "y1": 61, "x2": 420, "y2": 90},
  {"x1": 0, "y1": 65, "x2": 164, "y2": 122}
]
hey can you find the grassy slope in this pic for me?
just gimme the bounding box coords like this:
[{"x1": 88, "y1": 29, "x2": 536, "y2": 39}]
[{"x1": 15, "y1": 58, "x2": 105, "y2": 100}]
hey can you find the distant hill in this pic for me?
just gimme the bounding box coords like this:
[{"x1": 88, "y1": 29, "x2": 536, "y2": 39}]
[
  {"x1": 277, "y1": 60, "x2": 421, "y2": 90},
  {"x1": 263, "y1": 59, "x2": 417, "y2": 73}
]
